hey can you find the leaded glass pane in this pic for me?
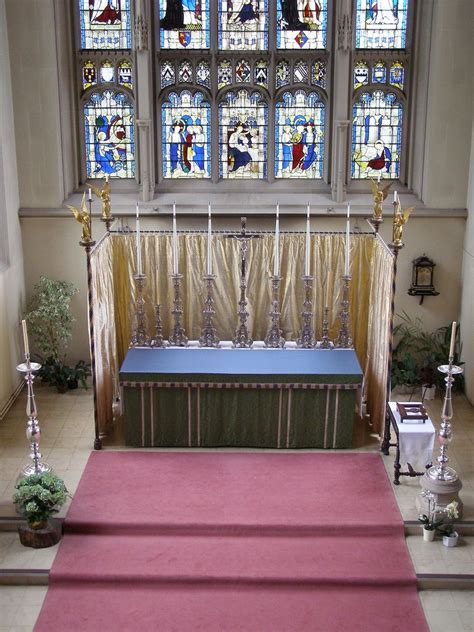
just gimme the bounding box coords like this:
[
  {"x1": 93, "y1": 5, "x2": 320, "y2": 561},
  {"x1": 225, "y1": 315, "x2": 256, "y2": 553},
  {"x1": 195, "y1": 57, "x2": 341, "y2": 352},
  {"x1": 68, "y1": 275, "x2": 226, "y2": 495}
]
[
  {"x1": 355, "y1": 0, "x2": 409, "y2": 49},
  {"x1": 293, "y1": 60, "x2": 309, "y2": 83},
  {"x1": 352, "y1": 90, "x2": 402, "y2": 179},
  {"x1": 159, "y1": 0, "x2": 210, "y2": 49},
  {"x1": 118, "y1": 60, "x2": 133, "y2": 89},
  {"x1": 84, "y1": 90, "x2": 135, "y2": 178},
  {"x1": 161, "y1": 61, "x2": 176, "y2": 88},
  {"x1": 275, "y1": 91, "x2": 324, "y2": 179},
  {"x1": 353, "y1": 61, "x2": 369, "y2": 89},
  {"x1": 100, "y1": 60, "x2": 115, "y2": 83},
  {"x1": 235, "y1": 59, "x2": 251, "y2": 83},
  {"x1": 277, "y1": 0, "x2": 327, "y2": 49},
  {"x1": 276, "y1": 61, "x2": 290, "y2": 88},
  {"x1": 196, "y1": 61, "x2": 211, "y2": 88},
  {"x1": 254, "y1": 60, "x2": 269, "y2": 87},
  {"x1": 389, "y1": 61, "x2": 404, "y2": 90},
  {"x1": 82, "y1": 61, "x2": 97, "y2": 91},
  {"x1": 311, "y1": 61, "x2": 326, "y2": 88},
  {"x1": 372, "y1": 61, "x2": 387, "y2": 83},
  {"x1": 178, "y1": 61, "x2": 193, "y2": 83},
  {"x1": 79, "y1": 0, "x2": 131, "y2": 49},
  {"x1": 219, "y1": 90, "x2": 267, "y2": 179},
  {"x1": 162, "y1": 91, "x2": 211, "y2": 178},
  {"x1": 218, "y1": 60, "x2": 233, "y2": 89},
  {"x1": 218, "y1": 0, "x2": 268, "y2": 51}
]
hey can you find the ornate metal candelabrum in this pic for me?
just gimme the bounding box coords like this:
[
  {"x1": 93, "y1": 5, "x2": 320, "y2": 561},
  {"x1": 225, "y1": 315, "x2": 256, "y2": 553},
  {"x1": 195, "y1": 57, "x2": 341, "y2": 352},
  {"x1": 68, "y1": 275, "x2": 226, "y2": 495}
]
[
  {"x1": 130, "y1": 273, "x2": 150, "y2": 347},
  {"x1": 335, "y1": 275, "x2": 353, "y2": 348},
  {"x1": 16, "y1": 358, "x2": 51, "y2": 476},
  {"x1": 150, "y1": 304, "x2": 165, "y2": 348},
  {"x1": 233, "y1": 270, "x2": 253, "y2": 348},
  {"x1": 169, "y1": 273, "x2": 188, "y2": 347},
  {"x1": 264, "y1": 276, "x2": 285, "y2": 348},
  {"x1": 296, "y1": 275, "x2": 315, "y2": 349},
  {"x1": 317, "y1": 306, "x2": 334, "y2": 349},
  {"x1": 199, "y1": 275, "x2": 220, "y2": 348}
]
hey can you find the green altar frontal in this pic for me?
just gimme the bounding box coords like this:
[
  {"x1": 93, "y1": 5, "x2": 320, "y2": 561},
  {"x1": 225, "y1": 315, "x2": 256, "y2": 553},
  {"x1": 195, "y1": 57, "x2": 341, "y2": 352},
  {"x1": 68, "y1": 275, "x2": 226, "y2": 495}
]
[{"x1": 119, "y1": 348, "x2": 363, "y2": 449}]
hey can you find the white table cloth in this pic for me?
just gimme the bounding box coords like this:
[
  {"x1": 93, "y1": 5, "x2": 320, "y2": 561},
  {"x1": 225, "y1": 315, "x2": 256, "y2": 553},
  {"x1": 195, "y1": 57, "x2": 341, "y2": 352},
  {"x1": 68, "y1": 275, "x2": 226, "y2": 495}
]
[{"x1": 388, "y1": 401, "x2": 436, "y2": 468}]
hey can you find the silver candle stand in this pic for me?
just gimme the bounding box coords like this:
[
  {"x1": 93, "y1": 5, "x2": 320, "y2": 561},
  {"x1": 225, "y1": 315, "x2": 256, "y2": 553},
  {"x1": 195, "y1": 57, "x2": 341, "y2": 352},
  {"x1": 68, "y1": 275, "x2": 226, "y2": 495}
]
[
  {"x1": 130, "y1": 273, "x2": 150, "y2": 347},
  {"x1": 335, "y1": 275, "x2": 353, "y2": 348},
  {"x1": 297, "y1": 275, "x2": 316, "y2": 349},
  {"x1": 150, "y1": 304, "x2": 166, "y2": 348},
  {"x1": 169, "y1": 273, "x2": 188, "y2": 347},
  {"x1": 264, "y1": 276, "x2": 286, "y2": 348},
  {"x1": 317, "y1": 306, "x2": 334, "y2": 349},
  {"x1": 199, "y1": 275, "x2": 220, "y2": 347}
]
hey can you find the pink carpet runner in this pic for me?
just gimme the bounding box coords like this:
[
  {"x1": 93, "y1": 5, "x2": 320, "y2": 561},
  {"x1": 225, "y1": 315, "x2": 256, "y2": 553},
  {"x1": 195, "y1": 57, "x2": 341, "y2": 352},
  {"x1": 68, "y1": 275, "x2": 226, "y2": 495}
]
[{"x1": 35, "y1": 452, "x2": 429, "y2": 632}]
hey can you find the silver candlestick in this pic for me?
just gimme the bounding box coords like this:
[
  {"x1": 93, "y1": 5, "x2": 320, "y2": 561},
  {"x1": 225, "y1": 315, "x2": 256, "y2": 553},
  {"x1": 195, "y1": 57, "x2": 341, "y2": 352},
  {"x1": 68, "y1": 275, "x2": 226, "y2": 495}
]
[
  {"x1": 130, "y1": 273, "x2": 150, "y2": 347},
  {"x1": 317, "y1": 306, "x2": 334, "y2": 349},
  {"x1": 335, "y1": 275, "x2": 353, "y2": 348},
  {"x1": 264, "y1": 276, "x2": 286, "y2": 348},
  {"x1": 16, "y1": 359, "x2": 51, "y2": 476},
  {"x1": 199, "y1": 275, "x2": 220, "y2": 348},
  {"x1": 297, "y1": 275, "x2": 316, "y2": 349},
  {"x1": 233, "y1": 270, "x2": 253, "y2": 348},
  {"x1": 150, "y1": 304, "x2": 165, "y2": 348},
  {"x1": 169, "y1": 273, "x2": 188, "y2": 347}
]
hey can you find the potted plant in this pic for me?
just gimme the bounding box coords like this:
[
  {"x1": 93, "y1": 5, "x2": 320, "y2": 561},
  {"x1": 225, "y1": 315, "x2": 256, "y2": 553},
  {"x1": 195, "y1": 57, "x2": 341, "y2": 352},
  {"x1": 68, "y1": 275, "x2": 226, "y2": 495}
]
[
  {"x1": 67, "y1": 360, "x2": 92, "y2": 390},
  {"x1": 13, "y1": 472, "x2": 69, "y2": 548},
  {"x1": 437, "y1": 501, "x2": 460, "y2": 547},
  {"x1": 418, "y1": 498, "x2": 460, "y2": 543}
]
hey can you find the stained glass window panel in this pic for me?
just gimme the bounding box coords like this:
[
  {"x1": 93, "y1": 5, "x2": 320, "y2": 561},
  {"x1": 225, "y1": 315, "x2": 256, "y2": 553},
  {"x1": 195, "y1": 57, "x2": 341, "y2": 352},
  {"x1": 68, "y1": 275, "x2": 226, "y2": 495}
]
[
  {"x1": 311, "y1": 61, "x2": 326, "y2": 88},
  {"x1": 161, "y1": 61, "x2": 176, "y2": 88},
  {"x1": 352, "y1": 90, "x2": 403, "y2": 179},
  {"x1": 353, "y1": 61, "x2": 369, "y2": 89},
  {"x1": 80, "y1": 0, "x2": 131, "y2": 49},
  {"x1": 159, "y1": 0, "x2": 210, "y2": 49},
  {"x1": 219, "y1": 90, "x2": 267, "y2": 179},
  {"x1": 355, "y1": 0, "x2": 409, "y2": 49},
  {"x1": 82, "y1": 61, "x2": 97, "y2": 91},
  {"x1": 118, "y1": 60, "x2": 133, "y2": 89},
  {"x1": 84, "y1": 90, "x2": 135, "y2": 178},
  {"x1": 218, "y1": 0, "x2": 268, "y2": 51},
  {"x1": 218, "y1": 60, "x2": 233, "y2": 89},
  {"x1": 254, "y1": 60, "x2": 269, "y2": 87},
  {"x1": 235, "y1": 59, "x2": 251, "y2": 83},
  {"x1": 162, "y1": 91, "x2": 211, "y2": 179},
  {"x1": 372, "y1": 61, "x2": 387, "y2": 83},
  {"x1": 294, "y1": 60, "x2": 309, "y2": 83},
  {"x1": 389, "y1": 61, "x2": 404, "y2": 89},
  {"x1": 196, "y1": 61, "x2": 211, "y2": 88},
  {"x1": 178, "y1": 61, "x2": 193, "y2": 83},
  {"x1": 277, "y1": 0, "x2": 327, "y2": 49},
  {"x1": 275, "y1": 91, "x2": 325, "y2": 179},
  {"x1": 276, "y1": 61, "x2": 290, "y2": 88},
  {"x1": 100, "y1": 60, "x2": 115, "y2": 83}
]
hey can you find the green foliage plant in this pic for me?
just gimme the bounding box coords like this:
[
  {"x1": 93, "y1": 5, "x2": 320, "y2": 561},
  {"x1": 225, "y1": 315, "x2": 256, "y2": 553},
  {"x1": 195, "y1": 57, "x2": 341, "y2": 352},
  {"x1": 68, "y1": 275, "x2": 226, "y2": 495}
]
[{"x1": 13, "y1": 472, "x2": 69, "y2": 527}]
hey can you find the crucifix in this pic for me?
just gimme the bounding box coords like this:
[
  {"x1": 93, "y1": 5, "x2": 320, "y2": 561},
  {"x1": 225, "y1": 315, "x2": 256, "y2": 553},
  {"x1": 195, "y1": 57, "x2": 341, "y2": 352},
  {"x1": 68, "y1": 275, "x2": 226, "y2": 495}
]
[{"x1": 226, "y1": 217, "x2": 262, "y2": 348}]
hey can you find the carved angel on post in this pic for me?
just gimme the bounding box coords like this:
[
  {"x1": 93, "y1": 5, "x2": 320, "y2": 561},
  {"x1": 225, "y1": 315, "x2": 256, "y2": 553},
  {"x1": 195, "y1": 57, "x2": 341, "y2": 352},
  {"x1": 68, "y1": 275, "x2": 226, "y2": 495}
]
[
  {"x1": 370, "y1": 178, "x2": 392, "y2": 221},
  {"x1": 88, "y1": 177, "x2": 111, "y2": 221},
  {"x1": 67, "y1": 193, "x2": 92, "y2": 243},
  {"x1": 392, "y1": 201, "x2": 413, "y2": 247}
]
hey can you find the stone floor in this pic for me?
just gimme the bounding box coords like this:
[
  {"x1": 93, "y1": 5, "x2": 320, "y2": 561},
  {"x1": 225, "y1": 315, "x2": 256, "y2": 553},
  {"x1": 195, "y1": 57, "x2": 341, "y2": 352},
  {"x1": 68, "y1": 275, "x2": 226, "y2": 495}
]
[{"x1": 0, "y1": 385, "x2": 472, "y2": 631}]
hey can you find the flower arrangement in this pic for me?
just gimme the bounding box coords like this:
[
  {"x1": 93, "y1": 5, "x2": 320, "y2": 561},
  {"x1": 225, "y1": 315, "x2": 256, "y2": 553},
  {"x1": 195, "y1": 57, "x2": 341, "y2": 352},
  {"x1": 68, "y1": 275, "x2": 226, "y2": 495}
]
[
  {"x1": 13, "y1": 472, "x2": 69, "y2": 529},
  {"x1": 418, "y1": 493, "x2": 459, "y2": 539}
]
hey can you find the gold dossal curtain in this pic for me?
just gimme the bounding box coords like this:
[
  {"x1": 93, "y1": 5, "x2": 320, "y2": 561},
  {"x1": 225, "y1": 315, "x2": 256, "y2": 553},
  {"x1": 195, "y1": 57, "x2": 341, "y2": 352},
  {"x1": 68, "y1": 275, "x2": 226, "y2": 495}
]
[{"x1": 90, "y1": 231, "x2": 393, "y2": 438}]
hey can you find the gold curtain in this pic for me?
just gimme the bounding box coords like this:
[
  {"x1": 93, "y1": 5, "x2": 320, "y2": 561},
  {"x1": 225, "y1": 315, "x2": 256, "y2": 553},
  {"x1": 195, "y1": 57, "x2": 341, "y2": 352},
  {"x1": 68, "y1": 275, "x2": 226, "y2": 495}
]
[{"x1": 90, "y1": 232, "x2": 392, "y2": 437}]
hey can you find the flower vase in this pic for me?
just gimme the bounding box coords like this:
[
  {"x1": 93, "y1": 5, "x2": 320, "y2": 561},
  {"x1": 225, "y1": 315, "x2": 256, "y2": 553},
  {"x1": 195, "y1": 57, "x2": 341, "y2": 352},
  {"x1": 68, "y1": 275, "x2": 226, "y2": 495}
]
[
  {"x1": 442, "y1": 531, "x2": 459, "y2": 547},
  {"x1": 423, "y1": 527, "x2": 435, "y2": 542}
]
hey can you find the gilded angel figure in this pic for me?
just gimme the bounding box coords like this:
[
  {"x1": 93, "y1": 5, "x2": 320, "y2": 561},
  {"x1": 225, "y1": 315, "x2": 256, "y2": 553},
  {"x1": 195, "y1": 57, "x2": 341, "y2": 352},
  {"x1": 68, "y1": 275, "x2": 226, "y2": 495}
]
[
  {"x1": 370, "y1": 178, "x2": 392, "y2": 221},
  {"x1": 67, "y1": 192, "x2": 92, "y2": 243},
  {"x1": 392, "y1": 202, "x2": 413, "y2": 246},
  {"x1": 88, "y1": 177, "x2": 111, "y2": 220}
]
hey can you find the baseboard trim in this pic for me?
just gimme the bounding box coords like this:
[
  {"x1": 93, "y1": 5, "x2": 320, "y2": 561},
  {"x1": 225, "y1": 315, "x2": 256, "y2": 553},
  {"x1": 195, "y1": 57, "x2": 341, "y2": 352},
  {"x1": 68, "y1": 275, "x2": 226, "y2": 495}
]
[
  {"x1": 417, "y1": 574, "x2": 474, "y2": 590},
  {"x1": 0, "y1": 569, "x2": 49, "y2": 585},
  {"x1": 0, "y1": 379, "x2": 24, "y2": 421}
]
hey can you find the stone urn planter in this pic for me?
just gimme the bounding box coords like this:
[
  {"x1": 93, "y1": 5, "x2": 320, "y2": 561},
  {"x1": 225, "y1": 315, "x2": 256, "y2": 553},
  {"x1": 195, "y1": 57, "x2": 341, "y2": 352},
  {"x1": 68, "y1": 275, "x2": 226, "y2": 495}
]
[{"x1": 18, "y1": 520, "x2": 62, "y2": 549}]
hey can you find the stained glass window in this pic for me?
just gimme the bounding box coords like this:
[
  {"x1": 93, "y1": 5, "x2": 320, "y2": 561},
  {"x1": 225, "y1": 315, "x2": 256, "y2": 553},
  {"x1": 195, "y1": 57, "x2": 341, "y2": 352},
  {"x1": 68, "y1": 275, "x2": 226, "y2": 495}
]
[
  {"x1": 355, "y1": 0, "x2": 409, "y2": 49},
  {"x1": 277, "y1": 0, "x2": 327, "y2": 50},
  {"x1": 84, "y1": 90, "x2": 135, "y2": 178},
  {"x1": 196, "y1": 61, "x2": 211, "y2": 88},
  {"x1": 352, "y1": 90, "x2": 402, "y2": 179},
  {"x1": 218, "y1": 0, "x2": 268, "y2": 51},
  {"x1": 219, "y1": 90, "x2": 267, "y2": 179},
  {"x1": 276, "y1": 61, "x2": 290, "y2": 88},
  {"x1": 254, "y1": 60, "x2": 269, "y2": 87},
  {"x1": 100, "y1": 60, "x2": 115, "y2": 83},
  {"x1": 293, "y1": 60, "x2": 309, "y2": 83},
  {"x1": 80, "y1": 0, "x2": 131, "y2": 49},
  {"x1": 311, "y1": 61, "x2": 326, "y2": 88},
  {"x1": 372, "y1": 61, "x2": 386, "y2": 83},
  {"x1": 159, "y1": 0, "x2": 210, "y2": 49},
  {"x1": 178, "y1": 61, "x2": 193, "y2": 83},
  {"x1": 275, "y1": 91, "x2": 324, "y2": 179},
  {"x1": 218, "y1": 60, "x2": 233, "y2": 89},
  {"x1": 353, "y1": 61, "x2": 369, "y2": 89},
  {"x1": 235, "y1": 59, "x2": 251, "y2": 83},
  {"x1": 118, "y1": 60, "x2": 133, "y2": 89},
  {"x1": 389, "y1": 61, "x2": 404, "y2": 89},
  {"x1": 162, "y1": 91, "x2": 211, "y2": 179},
  {"x1": 82, "y1": 61, "x2": 97, "y2": 91},
  {"x1": 161, "y1": 61, "x2": 176, "y2": 88}
]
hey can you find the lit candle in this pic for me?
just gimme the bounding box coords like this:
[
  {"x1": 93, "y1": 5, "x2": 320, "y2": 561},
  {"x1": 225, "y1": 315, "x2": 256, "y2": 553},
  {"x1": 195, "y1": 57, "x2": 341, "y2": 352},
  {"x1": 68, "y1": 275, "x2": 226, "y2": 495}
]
[
  {"x1": 207, "y1": 202, "x2": 212, "y2": 276},
  {"x1": 377, "y1": 171, "x2": 381, "y2": 183},
  {"x1": 345, "y1": 202, "x2": 350, "y2": 277},
  {"x1": 21, "y1": 319, "x2": 30, "y2": 357},
  {"x1": 274, "y1": 203, "x2": 280, "y2": 277},
  {"x1": 305, "y1": 203, "x2": 311, "y2": 276},
  {"x1": 88, "y1": 187, "x2": 92, "y2": 202},
  {"x1": 172, "y1": 202, "x2": 178, "y2": 275},
  {"x1": 449, "y1": 321, "x2": 457, "y2": 360},
  {"x1": 394, "y1": 190, "x2": 398, "y2": 205},
  {"x1": 136, "y1": 203, "x2": 142, "y2": 275}
]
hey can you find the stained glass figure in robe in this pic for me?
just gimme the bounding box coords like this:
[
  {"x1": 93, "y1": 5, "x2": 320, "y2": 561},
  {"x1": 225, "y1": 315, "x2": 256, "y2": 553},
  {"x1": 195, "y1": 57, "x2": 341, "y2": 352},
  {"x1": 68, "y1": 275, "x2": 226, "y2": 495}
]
[
  {"x1": 159, "y1": 0, "x2": 210, "y2": 49},
  {"x1": 355, "y1": 0, "x2": 409, "y2": 49},
  {"x1": 219, "y1": 90, "x2": 267, "y2": 179},
  {"x1": 80, "y1": 0, "x2": 131, "y2": 49},
  {"x1": 218, "y1": 0, "x2": 268, "y2": 51},
  {"x1": 275, "y1": 91, "x2": 324, "y2": 179},
  {"x1": 84, "y1": 90, "x2": 135, "y2": 178},
  {"x1": 277, "y1": 0, "x2": 327, "y2": 49},
  {"x1": 162, "y1": 91, "x2": 211, "y2": 178},
  {"x1": 352, "y1": 90, "x2": 402, "y2": 179}
]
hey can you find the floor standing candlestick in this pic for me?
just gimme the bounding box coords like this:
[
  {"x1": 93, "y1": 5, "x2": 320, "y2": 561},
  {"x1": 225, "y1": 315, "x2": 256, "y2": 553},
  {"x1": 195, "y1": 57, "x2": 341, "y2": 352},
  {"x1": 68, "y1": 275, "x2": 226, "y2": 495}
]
[
  {"x1": 199, "y1": 275, "x2": 220, "y2": 347},
  {"x1": 317, "y1": 306, "x2": 334, "y2": 349},
  {"x1": 335, "y1": 275, "x2": 353, "y2": 348},
  {"x1": 130, "y1": 273, "x2": 150, "y2": 347},
  {"x1": 150, "y1": 304, "x2": 165, "y2": 348},
  {"x1": 169, "y1": 273, "x2": 188, "y2": 347},
  {"x1": 297, "y1": 275, "x2": 316, "y2": 349},
  {"x1": 264, "y1": 276, "x2": 285, "y2": 348}
]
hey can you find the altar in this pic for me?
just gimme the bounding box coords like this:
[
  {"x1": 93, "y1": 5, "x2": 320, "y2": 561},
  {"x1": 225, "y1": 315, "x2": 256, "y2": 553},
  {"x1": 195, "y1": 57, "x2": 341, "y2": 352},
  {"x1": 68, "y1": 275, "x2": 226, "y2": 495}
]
[{"x1": 119, "y1": 347, "x2": 363, "y2": 449}]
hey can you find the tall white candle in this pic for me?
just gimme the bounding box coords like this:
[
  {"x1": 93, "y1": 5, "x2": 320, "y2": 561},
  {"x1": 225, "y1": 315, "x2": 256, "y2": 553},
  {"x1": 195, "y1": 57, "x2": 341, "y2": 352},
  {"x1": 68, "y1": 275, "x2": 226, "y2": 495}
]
[
  {"x1": 105, "y1": 174, "x2": 109, "y2": 183},
  {"x1": 377, "y1": 171, "x2": 381, "y2": 183},
  {"x1": 394, "y1": 190, "x2": 398, "y2": 205},
  {"x1": 305, "y1": 203, "x2": 311, "y2": 276},
  {"x1": 172, "y1": 202, "x2": 178, "y2": 275},
  {"x1": 21, "y1": 319, "x2": 30, "y2": 357},
  {"x1": 449, "y1": 321, "x2": 457, "y2": 359},
  {"x1": 135, "y1": 203, "x2": 142, "y2": 275},
  {"x1": 88, "y1": 187, "x2": 92, "y2": 202},
  {"x1": 345, "y1": 203, "x2": 350, "y2": 276},
  {"x1": 207, "y1": 202, "x2": 212, "y2": 276},
  {"x1": 274, "y1": 204, "x2": 280, "y2": 276}
]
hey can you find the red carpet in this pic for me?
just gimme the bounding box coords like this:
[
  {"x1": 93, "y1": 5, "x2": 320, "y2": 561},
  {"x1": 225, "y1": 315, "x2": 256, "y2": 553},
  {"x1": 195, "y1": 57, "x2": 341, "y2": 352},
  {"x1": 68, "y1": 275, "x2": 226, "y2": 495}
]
[{"x1": 35, "y1": 452, "x2": 429, "y2": 632}]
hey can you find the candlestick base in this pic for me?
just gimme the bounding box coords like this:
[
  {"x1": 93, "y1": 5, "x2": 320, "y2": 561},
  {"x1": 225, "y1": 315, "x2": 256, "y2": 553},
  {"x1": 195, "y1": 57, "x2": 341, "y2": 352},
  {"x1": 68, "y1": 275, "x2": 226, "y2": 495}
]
[
  {"x1": 150, "y1": 304, "x2": 166, "y2": 348},
  {"x1": 169, "y1": 274, "x2": 188, "y2": 347}
]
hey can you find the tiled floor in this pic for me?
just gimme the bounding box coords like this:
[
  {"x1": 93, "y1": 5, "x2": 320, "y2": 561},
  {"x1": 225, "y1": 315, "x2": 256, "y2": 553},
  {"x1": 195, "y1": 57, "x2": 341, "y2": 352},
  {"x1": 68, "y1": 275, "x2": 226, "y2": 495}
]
[{"x1": 0, "y1": 384, "x2": 472, "y2": 631}]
